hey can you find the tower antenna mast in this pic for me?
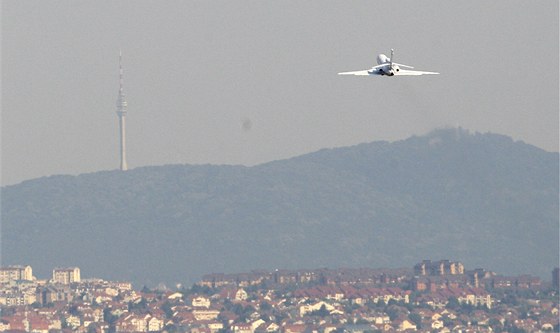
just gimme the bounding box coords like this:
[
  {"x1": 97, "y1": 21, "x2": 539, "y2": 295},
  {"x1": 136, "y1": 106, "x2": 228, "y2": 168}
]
[{"x1": 116, "y1": 50, "x2": 128, "y2": 171}]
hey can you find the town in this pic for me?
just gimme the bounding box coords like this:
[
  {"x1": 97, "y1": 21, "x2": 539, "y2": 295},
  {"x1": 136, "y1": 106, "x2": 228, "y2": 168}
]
[{"x1": 1, "y1": 261, "x2": 558, "y2": 333}]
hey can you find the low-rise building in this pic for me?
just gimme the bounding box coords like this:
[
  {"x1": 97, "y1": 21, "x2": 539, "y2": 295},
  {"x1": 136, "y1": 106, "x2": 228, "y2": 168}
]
[{"x1": 192, "y1": 295, "x2": 211, "y2": 308}]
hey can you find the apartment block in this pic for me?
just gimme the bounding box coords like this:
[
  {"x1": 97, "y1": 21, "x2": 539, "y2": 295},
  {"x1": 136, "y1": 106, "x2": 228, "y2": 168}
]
[
  {"x1": 0, "y1": 265, "x2": 33, "y2": 283},
  {"x1": 52, "y1": 267, "x2": 81, "y2": 284},
  {"x1": 414, "y1": 260, "x2": 464, "y2": 276}
]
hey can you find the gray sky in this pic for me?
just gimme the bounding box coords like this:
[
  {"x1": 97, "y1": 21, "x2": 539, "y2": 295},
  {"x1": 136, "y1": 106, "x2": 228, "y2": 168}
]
[{"x1": 2, "y1": 0, "x2": 558, "y2": 186}]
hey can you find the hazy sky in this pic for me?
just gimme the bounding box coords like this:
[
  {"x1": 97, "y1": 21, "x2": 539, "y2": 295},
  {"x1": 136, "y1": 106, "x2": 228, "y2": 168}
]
[{"x1": 2, "y1": 0, "x2": 558, "y2": 186}]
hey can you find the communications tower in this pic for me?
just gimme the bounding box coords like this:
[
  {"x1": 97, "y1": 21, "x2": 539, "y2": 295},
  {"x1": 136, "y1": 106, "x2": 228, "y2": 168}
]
[{"x1": 116, "y1": 51, "x2": 128, "y2": 171}]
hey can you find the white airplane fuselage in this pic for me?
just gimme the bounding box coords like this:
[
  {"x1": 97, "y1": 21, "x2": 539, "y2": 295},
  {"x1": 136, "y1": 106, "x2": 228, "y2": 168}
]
[
  {"x1": 374, "y1": 53, "x2": 399, "y2": 76},
  {"x1": 376, "y1": 54, "x2": 389, "y2": 65}
]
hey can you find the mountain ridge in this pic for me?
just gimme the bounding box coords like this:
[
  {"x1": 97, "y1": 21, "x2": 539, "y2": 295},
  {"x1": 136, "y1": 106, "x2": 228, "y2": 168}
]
[{"x1": 2, "y1": 128, "x2": 558, "y2": 286}]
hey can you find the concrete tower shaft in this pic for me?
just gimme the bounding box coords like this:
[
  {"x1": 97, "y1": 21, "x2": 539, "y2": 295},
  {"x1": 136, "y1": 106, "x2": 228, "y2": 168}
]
[{"x1": 116, "y1": 51, "x2": 128, "y2": 171}]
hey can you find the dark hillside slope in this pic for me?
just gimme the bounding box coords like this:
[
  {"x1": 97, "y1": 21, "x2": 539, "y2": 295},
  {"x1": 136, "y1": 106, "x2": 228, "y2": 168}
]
[{"x1": 2, "y1": 129, "x2": 558, "y2": 286}]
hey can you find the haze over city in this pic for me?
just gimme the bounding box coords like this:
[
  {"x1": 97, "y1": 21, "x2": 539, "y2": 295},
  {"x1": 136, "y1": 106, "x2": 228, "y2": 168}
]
[{"x1": 2, "y1": 0, "x2": 558, "y2": 186}]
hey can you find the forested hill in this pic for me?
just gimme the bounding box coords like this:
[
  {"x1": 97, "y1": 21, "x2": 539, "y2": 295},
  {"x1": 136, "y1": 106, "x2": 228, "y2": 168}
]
[{"x1": 2, "y1": 128, "x2": 558, "y2": 287}]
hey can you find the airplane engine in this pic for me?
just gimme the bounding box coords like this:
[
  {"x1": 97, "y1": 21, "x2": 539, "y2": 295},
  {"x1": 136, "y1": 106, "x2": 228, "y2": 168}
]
[{"x1": 377, "y1": 54, "x2": 389, "y2": 65}]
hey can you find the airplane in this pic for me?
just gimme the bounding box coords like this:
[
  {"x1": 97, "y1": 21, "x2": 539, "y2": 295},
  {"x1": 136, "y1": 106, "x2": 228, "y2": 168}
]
[{"x1": 338, "y1": 49, "x2": 439, "y2": 76}]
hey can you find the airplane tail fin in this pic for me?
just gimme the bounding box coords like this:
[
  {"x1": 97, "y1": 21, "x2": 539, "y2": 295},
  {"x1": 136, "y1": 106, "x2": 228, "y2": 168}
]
[{"x1": 390, "y1": 49, "x2": 394, "y2": 68}]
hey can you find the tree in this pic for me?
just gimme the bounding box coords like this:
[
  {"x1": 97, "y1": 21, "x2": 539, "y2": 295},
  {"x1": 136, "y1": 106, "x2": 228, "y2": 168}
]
[
  {"x1": 161, "y1": 301, "x2": 174, "y2": 318},
  {"x1": 408, "y1": 313, "x2": 422, "y2": 329},
  {"x1": 163, "y1": 323, "x2": 179, "y2": 333},
  {"x1": 68, "y1": 304, "x2": 80, "y2": 316},
  {"x1": 310, "y1": 304, "x2": 329, "y2": 318},
  {"x1": 188, "y1": 284, "x2": 214, "y2": 296},
  {"x1": 488, "y1": 318, "x2": 502, "y2": 330},
  {"x1": 129, "y1": 297, "x2": 148, "y2": 311},
  {"x1": 87, "y1": 323, "x2": 100, "y2": 333},
  {"x1": 260, "y1": 301, "x2": 272, "y2": 311},
  {"x1": 442, "y1": 316, "x2": 454, "y2": 327},
  {"x1": 385, "y1": 307, "x2": 400, "y2": 321},
  {"x1": 103, "y1": 308, "x2": 119, "y2": 326},
  {"x1": 232, "y1": 303, "x2": 245, "y2": 316},
  {"x1": 460, "y1": 302, "x2": 474, "y2": 313},
  {"x1": 446, "y1": 297, "x2": 460, "y2": 310}
]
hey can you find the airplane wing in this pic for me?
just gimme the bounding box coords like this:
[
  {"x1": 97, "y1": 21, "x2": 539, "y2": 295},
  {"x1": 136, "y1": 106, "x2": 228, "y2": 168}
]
[
  {"x1": 394, "y1": 69, "x2": 439, "y2": 76},
  {"x1": 338, "y1": 65, "x2": 384, "y2": 76},
  {"x1": 337, "y1": 70, "x2": 376, "y2": 76}
]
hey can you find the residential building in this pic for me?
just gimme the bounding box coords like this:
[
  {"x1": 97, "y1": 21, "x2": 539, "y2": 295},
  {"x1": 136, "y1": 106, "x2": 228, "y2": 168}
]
[
  {"x1": 52, "y1": 267, "x2": 81, "y2": 284},
  {"x1": 414, "y1": 260, "x2": 464, "y2": 276},
  {"x1": 0, "y1": 265, "x2": 33, "y2": 283},
  {"x1": 192, "y1": 295, "x2": 211, "y2": 308},
  {"x1": 235, "y1": 288, "x2": 248, "y2": 301}
]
